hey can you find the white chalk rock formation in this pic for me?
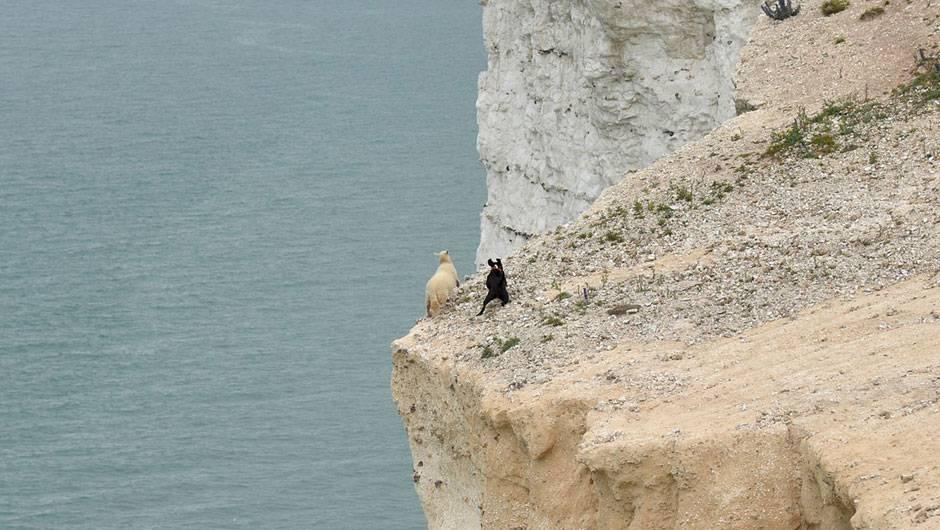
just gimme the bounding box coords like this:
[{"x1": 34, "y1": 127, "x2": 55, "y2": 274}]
[{"x1": 475, "y1": 0, "x2": 759, "y2": 264}]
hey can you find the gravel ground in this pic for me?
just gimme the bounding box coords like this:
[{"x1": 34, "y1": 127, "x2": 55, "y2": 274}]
[{"x1": 412, "y1": 4, "x2": 940, "y2": 391}]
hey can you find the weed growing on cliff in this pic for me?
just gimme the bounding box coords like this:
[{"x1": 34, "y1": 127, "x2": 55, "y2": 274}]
[
  {"x1": 811, "y1": 133, "x2": 838, "y2": 154},
  {"x1": 670, "y1": 182, "x2": 693, "y2": 203},
  {"x1": 765, "y1": 99, "x2": 889, "y2": 159},
  {"x1": 821, "y1": 0, "x2": 849, "y2": 15},
  {"x1": 554, "y1": 291, "x2": 572, "y2": 301},
  {"x1": 633, "y1": 200, "x2": 645, "y2": 219},
  {"x1": 542, "y1": 314, "x2": 565, "y2": 327},
  {"x1": 702, "y1": 181, "x2": 735, "y2": 206},
  {"x1": 761, "y1": 0, "x2": 801, "y2": 20},
  {"x1": 574, "y1": 298, "x2": 589, "y2": 314},
  {"x1": 480, "y1": 337, "x2": 521, "y2": 359},
  {"x1": 603, "y1": 231, "x2": 624, "y2": 244},
  {"x1": 895, "y1": 57, "x2": 940, "y2": 102},
  {"x1": 765, "y1": 109, "x2": 809, "y2": 157},
  {"x1": 498, "y1": 337, "x2": 520, "y2": 353}
]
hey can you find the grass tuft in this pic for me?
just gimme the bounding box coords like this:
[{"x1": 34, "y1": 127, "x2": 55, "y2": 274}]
[{"x1": 821, "y1": 0, "x2": 849, "y2": 15}]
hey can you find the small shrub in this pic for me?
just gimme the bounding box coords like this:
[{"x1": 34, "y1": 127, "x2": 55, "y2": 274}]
[
  {"x1": 811, "y1": 133, "x2": 837, "y2": 154},
  {"x1": 480, "y1": 346, "x2": 495, "y2": 359},
  {"x1": 821, "y1": 0, "x2": 849, "y2": 15},
  {"x1": 654, "y1": 203, "x2": 674, "y2": 218},
  {"x1": 542, "y1": 314, "x2": 564, "y2": 327},
  {"x1": 704, "y1": 181, "x2": 735, "y2": 205},
  {"x1": 540, "y1": 334, "x2": 554, "y2": 343},
  {"x1": 896, "y1": 62, "x2": 940, "y2": 102},
  {"x1": 498, "y1": 337, "x2": 520, "y2": 353},
  {"x1": 670, "y1": 183, "x2": 693, "y2": 203},
  {"x1": 633, "y1": 200, "x2": 645, "y2": 219},
  {"x1": 819, "y1": 99, "x2": 852, "y2": 119},
  {"x1": 764, "y1": 109, "x2": 808, "y2": 157},
  {"x1": 834, "y1": 36, "x2": 845, "y2": 44},
  {"x1": 761, "y1": 0, "x2": 801, "y2": 20},
  {"x1": 554, "y1": 291, "x2": 572, "y2": 301},
  {"x1": 603, "y1": 231, "x2": 624, "y2": 243},
  {"x1": 859, "y1": 6, "x2": 884, "y2": 19}
]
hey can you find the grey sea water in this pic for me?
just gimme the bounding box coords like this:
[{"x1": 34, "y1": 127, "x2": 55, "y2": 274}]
[{"x1": 0, "y1": 1, "x2": 485, "y2": 527}]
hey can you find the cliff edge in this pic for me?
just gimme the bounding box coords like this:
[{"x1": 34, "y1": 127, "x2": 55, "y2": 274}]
[{"x1": 395, "y1": 1, "x2": 940, "y2": 528}]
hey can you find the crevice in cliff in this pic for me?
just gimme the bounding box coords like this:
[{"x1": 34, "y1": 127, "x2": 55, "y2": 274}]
[{"x1": 793, "y1": 426, "x2": 857, "y2": 530}]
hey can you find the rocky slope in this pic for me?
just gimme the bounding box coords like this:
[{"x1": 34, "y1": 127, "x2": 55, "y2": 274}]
[{"x1": 395, "y1": 0, "x2": 940, "y2": 528}]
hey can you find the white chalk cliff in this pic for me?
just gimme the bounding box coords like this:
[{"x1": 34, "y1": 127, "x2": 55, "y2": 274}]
[{"x1": 475, "y1": 0, "x2": 759, "y2": 264}]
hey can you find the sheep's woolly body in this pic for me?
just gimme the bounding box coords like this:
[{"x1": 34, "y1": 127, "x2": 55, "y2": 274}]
[{"x1": 425, "y1": 251, "x2": 459, "y2": 317}]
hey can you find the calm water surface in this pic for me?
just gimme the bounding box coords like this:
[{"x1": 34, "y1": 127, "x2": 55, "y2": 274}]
[{"x1": 0, "y1": 1, "x2": 485, "y2": 527}]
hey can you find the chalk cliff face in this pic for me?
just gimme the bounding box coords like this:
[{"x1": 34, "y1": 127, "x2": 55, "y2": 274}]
[{"x1": 475, "y1": 0, "x2": 759, "y2": 264}]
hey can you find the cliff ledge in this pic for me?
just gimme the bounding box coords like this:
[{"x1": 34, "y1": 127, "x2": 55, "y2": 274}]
[{"x1": 394, "y1": 1, "x2": 940, "y2": 528}]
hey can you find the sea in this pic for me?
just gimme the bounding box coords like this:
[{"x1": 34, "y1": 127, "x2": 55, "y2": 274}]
[{"x1": 0, "y1": 1, "x2": 485, "y2": 528}]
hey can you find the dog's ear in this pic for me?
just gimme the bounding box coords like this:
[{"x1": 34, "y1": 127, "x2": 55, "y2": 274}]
[{"x1": 487, "y1": 259, "x2": 494, "y2": 267}]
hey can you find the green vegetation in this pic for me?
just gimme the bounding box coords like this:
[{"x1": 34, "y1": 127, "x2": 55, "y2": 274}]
[
  {"x1": 633, "y1": 200, "x2": 645, "y2": 219},
  {"x1": 670, "y1": 182, "x2": 693, "y2": 203},
  {"x1": 895, "y1": 62, "x2": 940, "y2": 102},
  {"x1": 652, "y1": 202, "x2": 674, "y2": 218},
  {"x1": 764, "y1": 99, "x2": 886, "y2": 159},
  {"x1": 554, "y1": 291, "x2": 572, "y2": 301},
  {"x1": 764, "y1": 109, "x2": 810, "y2": 157},
  {"x1": 811, "y1": 133, "x2": 837, "y2": 154},
  {"x1": 498, "y1": 337, "x2": 520, "y2": 353},
  {"x1": 821, "y1": 0, "x2": 849, "y2": 15},
  {"x1": 480, "y1": 337, "x2": 521, "y2": 359},
  {"x1": 702, "y1": 181, "x2": 734, "y2": 205},
  {"x1": 542, "y1": 314, "x2": 565, "y2": 327},
  {"x1": 603, "y1": 231, "x2": 624, "y2": 243}
]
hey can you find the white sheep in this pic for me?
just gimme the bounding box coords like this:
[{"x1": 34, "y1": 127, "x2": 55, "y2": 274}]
[{"x1": 425, "y1": 250, "x2": 459, "y2": 317}]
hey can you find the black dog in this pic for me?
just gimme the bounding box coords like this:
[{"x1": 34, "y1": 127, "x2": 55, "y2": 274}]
[{"x1": 476, "y1": 258, "x2": 510, "y2": 316}]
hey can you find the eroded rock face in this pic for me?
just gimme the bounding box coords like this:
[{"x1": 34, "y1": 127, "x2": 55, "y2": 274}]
[{"x1": 475, "y1": 0, "x2": 758, "y2": 264}]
